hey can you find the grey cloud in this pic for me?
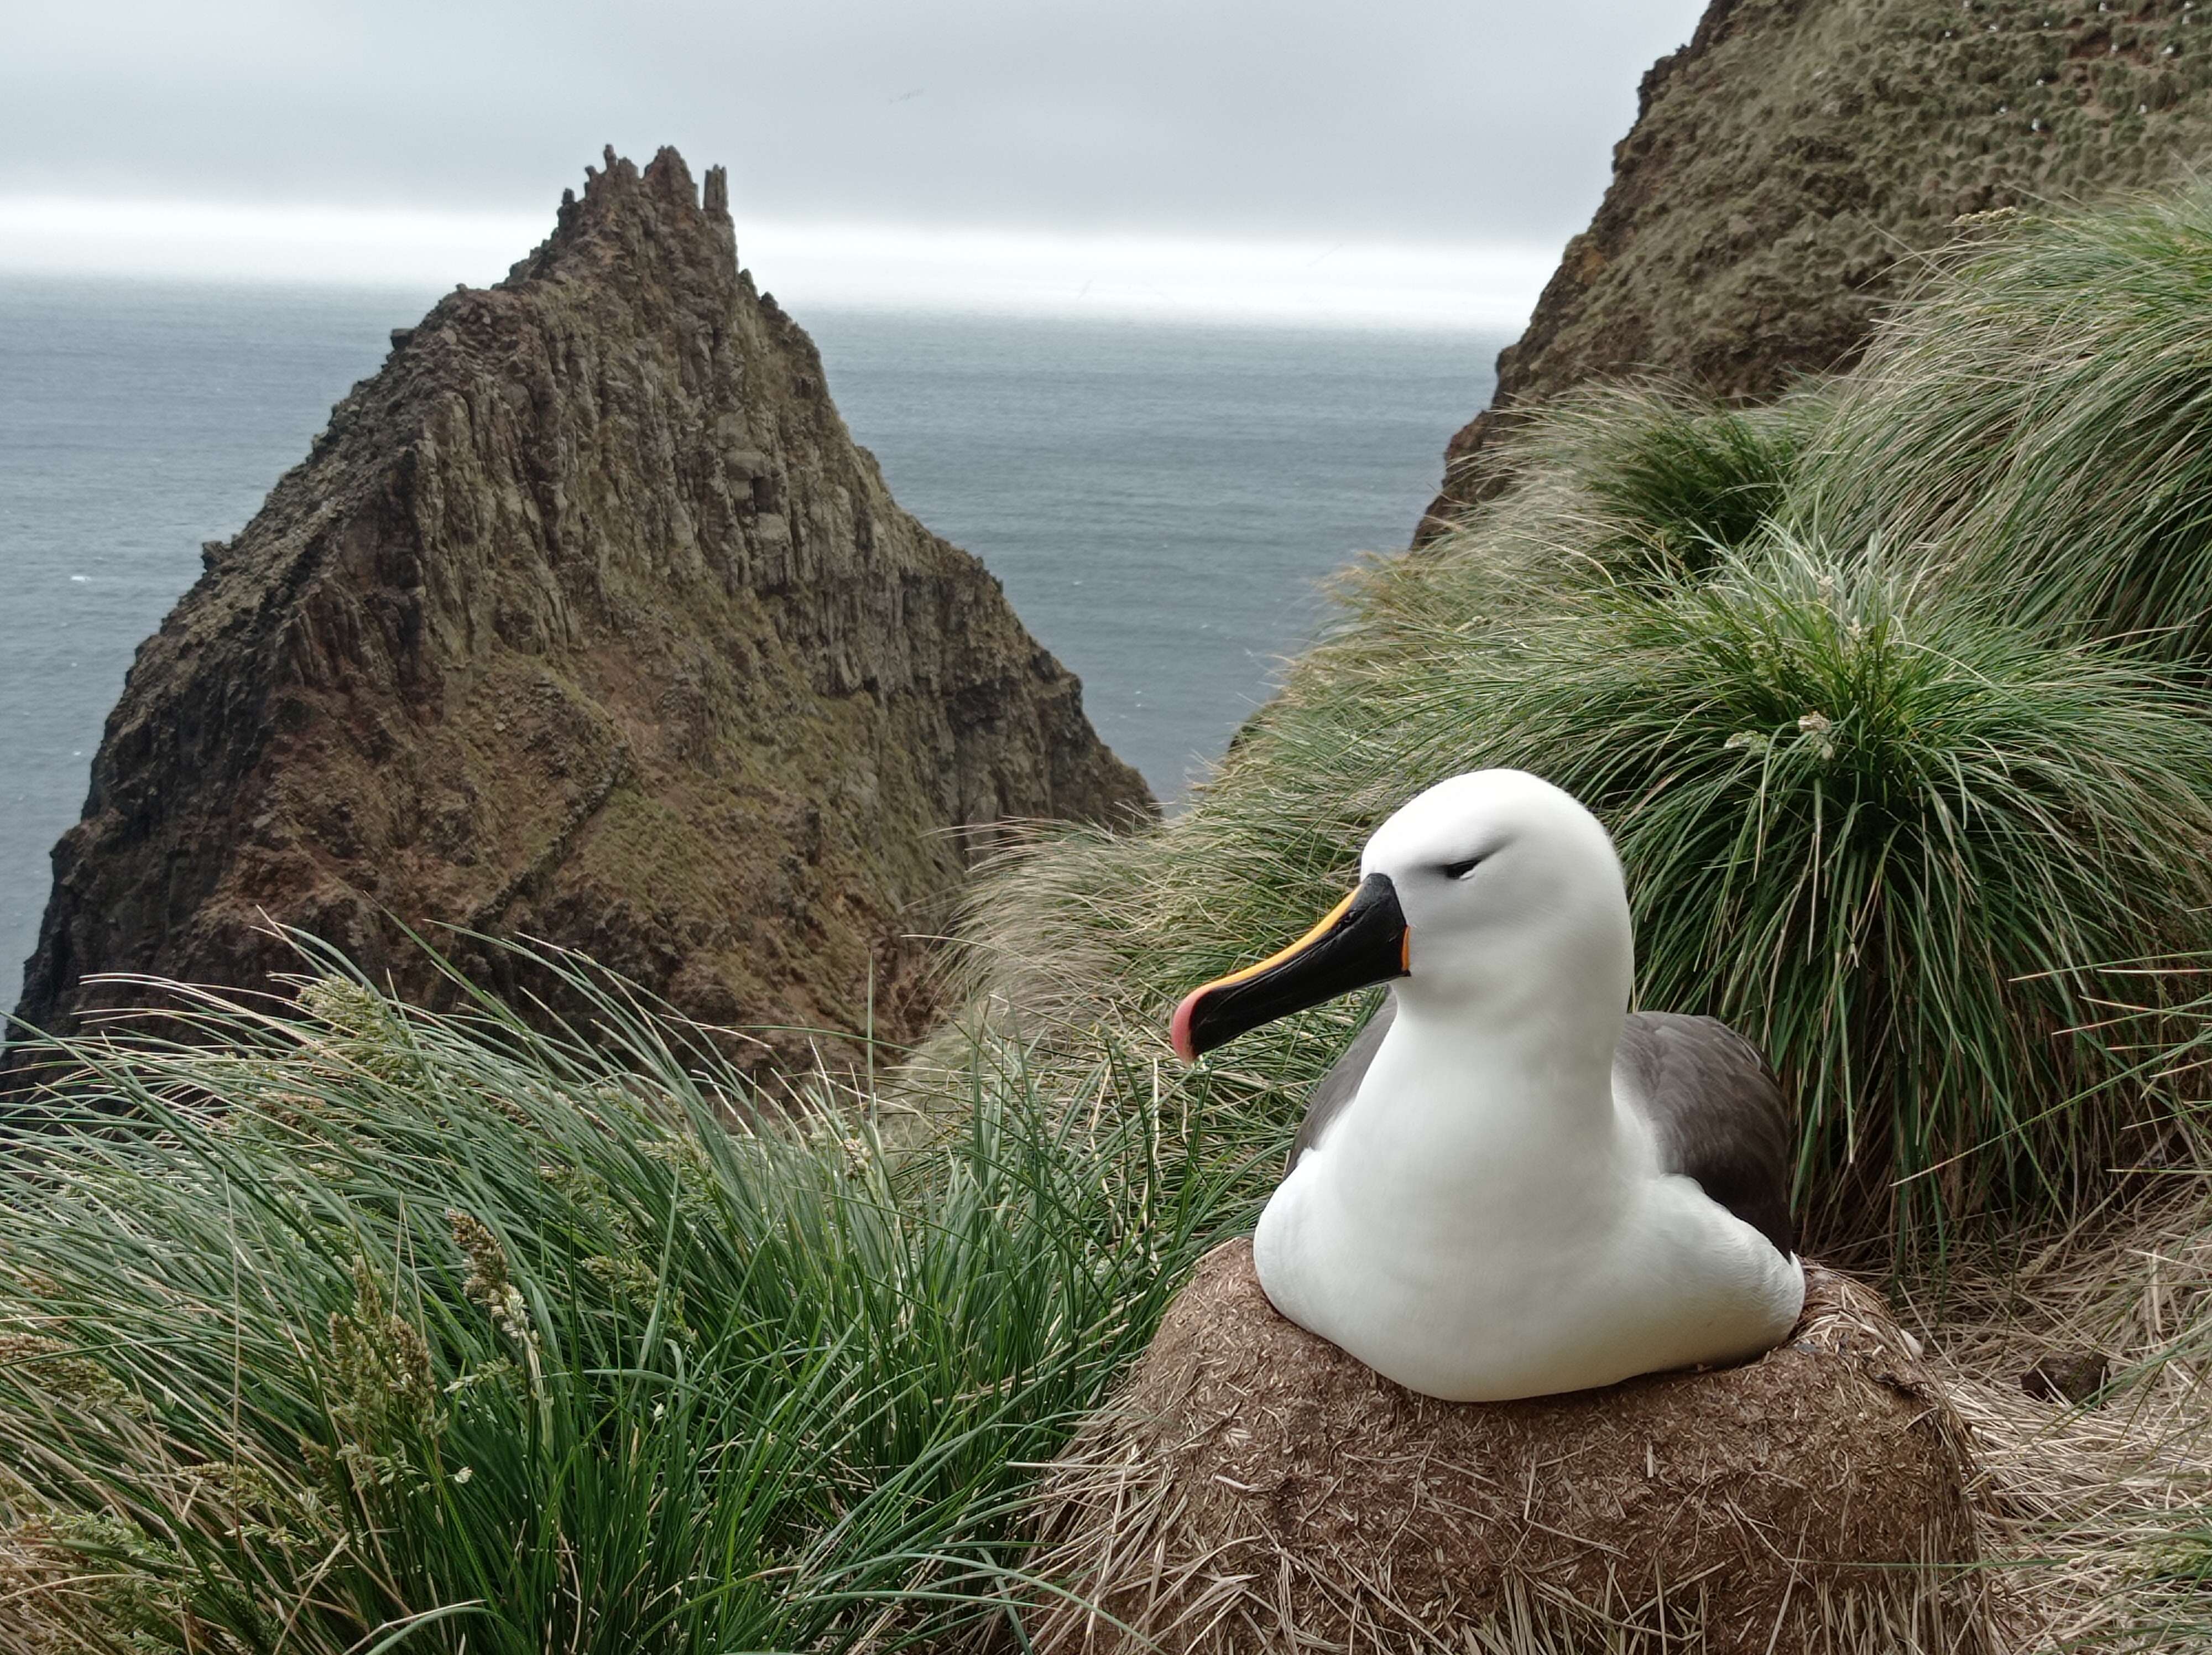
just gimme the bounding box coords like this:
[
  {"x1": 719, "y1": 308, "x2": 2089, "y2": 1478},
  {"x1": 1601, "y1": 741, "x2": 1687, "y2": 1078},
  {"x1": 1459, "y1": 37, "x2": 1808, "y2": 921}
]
[{"x1": 6, "y1": 0, "x2": 1708, "y2": 242}]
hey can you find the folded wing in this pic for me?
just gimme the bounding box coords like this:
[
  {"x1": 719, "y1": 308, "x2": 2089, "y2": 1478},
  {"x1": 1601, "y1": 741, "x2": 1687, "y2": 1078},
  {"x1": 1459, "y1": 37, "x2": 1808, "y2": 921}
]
[{"x1": 1615, "y1": 1011, "x2": 1796, "y2": 1259}]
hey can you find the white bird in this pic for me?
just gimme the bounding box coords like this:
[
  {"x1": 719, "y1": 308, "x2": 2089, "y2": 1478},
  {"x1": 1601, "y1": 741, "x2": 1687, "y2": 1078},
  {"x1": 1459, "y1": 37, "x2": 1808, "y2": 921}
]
[{"x1": 1169, "y1": 769, "x2": 1805, "y2": 1402}]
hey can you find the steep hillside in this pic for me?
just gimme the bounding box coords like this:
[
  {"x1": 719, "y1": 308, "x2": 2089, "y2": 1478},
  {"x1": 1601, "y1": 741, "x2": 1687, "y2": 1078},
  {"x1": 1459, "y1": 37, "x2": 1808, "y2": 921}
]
[
  {"x1": 9, "y1": 148, "x2": 1152, "y2": 1077},
  {"x1": 1422, "y1": 0, "x2": 2212, "y2": 535}
]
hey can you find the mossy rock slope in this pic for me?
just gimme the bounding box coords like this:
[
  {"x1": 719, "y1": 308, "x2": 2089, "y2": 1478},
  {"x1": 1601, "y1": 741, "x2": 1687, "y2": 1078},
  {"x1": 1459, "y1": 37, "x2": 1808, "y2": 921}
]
[{"x1": 1424, "y1": 0, "x2": 2212, "y2": 534}]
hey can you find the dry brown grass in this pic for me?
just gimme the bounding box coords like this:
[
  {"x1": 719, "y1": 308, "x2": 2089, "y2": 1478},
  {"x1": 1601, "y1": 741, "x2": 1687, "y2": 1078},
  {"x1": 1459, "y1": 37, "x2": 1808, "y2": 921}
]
[{"x1": 1895, "y1": 1170, "x2": 2212, "y2": 1651}]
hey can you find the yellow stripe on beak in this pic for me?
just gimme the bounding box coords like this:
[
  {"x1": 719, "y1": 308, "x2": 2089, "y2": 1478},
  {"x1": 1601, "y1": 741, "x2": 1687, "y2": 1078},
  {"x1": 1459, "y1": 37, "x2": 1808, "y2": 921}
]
[
  {"x1": 1171, "y1": 875, "x2": 1412, "y2": 1063},
  {"x1": 1195, "y1": 885, "x2": 1362, "y2": 997}
]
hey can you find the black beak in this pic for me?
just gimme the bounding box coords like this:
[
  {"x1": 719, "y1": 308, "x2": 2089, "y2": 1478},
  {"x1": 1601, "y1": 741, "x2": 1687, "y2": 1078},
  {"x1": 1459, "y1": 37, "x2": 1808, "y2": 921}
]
[{"x1": 1170, "y1": 872, "x2": 1410, "y2": 1061}]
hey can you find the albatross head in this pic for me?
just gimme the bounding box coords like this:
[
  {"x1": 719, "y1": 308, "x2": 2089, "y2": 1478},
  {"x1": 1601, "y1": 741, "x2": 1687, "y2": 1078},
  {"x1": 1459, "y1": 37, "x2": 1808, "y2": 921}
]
[{"x1": 1170, "y1": 769, "x2": 1634, "y2": 1061}]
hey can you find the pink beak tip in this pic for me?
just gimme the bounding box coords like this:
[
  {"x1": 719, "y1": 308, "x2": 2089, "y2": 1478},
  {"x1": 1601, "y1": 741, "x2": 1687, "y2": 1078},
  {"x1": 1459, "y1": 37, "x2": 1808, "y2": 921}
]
[{"x1": 1168, "y1": 989, "x2": 1204, "y2": 1064}]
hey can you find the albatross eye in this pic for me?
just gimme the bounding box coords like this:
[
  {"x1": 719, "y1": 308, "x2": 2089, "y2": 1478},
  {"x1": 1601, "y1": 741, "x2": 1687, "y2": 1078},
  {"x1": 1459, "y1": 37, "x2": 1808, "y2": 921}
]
[{"x1": 1440, "y1": 855, "x2": 1482, "y2": 881}]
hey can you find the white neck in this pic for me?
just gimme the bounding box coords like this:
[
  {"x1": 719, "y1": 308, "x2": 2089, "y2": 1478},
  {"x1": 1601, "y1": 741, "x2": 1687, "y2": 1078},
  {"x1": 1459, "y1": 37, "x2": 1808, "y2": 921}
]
[
  {"x1": 1322, "y1": 986, "x2": 1629, "y2": 1241},
  {"x1": 1390, "y1": 985, "x2": 1619, "y2": 1126}
]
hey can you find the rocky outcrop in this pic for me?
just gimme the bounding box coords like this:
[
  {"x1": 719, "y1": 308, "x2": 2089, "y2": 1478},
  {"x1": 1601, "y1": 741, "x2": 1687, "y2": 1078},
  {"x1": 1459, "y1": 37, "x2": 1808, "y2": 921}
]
[
  {"x1": 1422, "y1": 0, "x2": 2212, "y2": 537},
  {"x1": 9, "y1": 147, "x2": 1152, "y2": 1078}
]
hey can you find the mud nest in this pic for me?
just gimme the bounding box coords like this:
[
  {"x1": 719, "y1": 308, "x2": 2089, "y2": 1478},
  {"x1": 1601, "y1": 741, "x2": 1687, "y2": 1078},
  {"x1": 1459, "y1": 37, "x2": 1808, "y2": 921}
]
[{"x1": 1025, "y1": 1240, "x2": 1984, "y2": 1654}]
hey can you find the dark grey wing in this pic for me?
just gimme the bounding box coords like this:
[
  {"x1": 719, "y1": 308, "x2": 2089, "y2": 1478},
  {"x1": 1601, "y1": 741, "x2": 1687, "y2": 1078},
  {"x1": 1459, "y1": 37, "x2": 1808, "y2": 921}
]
[
  {"x1": 1286, "y1": 996, "x2": 1396, "y2": 1172},
  {"x1": 1615, "y1": 1012, "x2": 1796, "y2": 1259}
]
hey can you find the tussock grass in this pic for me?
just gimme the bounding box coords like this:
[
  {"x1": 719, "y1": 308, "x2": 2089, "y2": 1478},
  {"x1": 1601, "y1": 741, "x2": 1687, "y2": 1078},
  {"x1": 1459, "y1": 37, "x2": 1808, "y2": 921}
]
[
  {"x1": 1342, "y1": 385, "x2": 1818, "y2": 653},
  {"x1": 0, "y1": 951, "x2": 1267, "y2": 1653},
  {"x1": 973, "y1": 527, "x2": 2212, "y2": 1245},
  {"x1": 1808, "y1": 189, "x2": 2212, "y2": 658},
  {"x1": 965, "y1": 384, "x2": 1824, "y2": 1045},
  {"x1": 8, "y1": 957, "x2": 2210, "y2": 1652},
  {"x1": 1504, "y1": 383, "x2": 1814, "y2": 590},
  {"x1": 970, "y1": 197, "x2": 2212, "y2": 1249}
]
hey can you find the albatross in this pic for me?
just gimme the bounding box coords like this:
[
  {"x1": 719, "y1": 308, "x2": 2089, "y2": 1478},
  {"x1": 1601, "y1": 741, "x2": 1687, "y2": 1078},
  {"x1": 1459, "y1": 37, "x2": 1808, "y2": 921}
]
[{"x1": 1168, "y1": 769, "x2": 1804, "y2": 1402}]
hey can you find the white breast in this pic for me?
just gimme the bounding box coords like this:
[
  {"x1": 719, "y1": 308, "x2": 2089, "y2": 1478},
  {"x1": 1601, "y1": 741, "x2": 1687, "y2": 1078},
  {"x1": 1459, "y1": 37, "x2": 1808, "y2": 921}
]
[{"x1": 1251, "y1": 1058, "x2": 1805, "y2": 1402}]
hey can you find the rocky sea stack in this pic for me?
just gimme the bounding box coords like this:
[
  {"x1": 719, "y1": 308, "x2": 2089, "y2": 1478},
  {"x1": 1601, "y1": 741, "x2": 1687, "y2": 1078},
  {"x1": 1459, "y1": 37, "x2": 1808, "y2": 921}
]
[
  {"x1": 1424, "y1": 0, "x2": 2212, "y2": 534},
  {"x1": 9, "y1": 147, "x2": 1152, "y2": 1077}
]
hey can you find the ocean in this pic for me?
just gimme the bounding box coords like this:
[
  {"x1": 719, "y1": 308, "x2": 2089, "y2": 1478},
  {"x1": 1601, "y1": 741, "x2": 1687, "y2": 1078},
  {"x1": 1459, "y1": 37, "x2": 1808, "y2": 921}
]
[{"x1": 0, "y1": 274, "x2": 1499, "y2": 1012}]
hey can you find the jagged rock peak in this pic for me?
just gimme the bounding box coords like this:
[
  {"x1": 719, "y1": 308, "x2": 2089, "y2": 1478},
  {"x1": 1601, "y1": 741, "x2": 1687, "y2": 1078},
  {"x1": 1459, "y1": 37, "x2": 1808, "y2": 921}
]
[
  {"x1": 509, "y1": 145, "x2": 737, "y2": 292},
  {"x1": 9, "y1": 146, "x2": 1154, "y2": 1082}
]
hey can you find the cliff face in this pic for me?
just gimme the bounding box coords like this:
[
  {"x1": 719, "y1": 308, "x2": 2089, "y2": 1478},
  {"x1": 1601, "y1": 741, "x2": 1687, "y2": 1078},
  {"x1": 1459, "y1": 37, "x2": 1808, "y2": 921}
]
[
  {"x1": 1422, "y1": 0, "x2": 2212, "y2": 535},
  {"x1": 12, "y1": 147, "x2": 1152, "y2": 1074}
]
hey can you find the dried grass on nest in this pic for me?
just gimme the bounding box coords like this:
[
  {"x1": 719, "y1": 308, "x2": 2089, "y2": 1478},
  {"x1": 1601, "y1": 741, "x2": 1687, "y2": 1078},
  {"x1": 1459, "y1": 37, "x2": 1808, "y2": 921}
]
[{"x1": 1022, "y1": 1246, "x2": 1986, "y2": 1655}]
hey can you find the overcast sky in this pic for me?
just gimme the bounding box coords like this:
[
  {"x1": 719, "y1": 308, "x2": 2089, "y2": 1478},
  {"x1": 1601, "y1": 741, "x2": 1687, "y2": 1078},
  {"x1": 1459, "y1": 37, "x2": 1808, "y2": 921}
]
[{"x1": 1, "y1": 1, "x2": 1709, "y2": 325}]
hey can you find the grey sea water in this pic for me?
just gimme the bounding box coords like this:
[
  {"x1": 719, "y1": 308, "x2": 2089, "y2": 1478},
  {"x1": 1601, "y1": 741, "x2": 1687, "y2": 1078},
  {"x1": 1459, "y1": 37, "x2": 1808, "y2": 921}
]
[{"x1": 0, "y1": 274, "x2": 1499, "y2": 1013}]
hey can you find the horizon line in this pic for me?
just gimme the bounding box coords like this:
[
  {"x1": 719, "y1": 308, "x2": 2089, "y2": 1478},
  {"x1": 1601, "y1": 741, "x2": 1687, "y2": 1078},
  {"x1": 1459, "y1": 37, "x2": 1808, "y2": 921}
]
[{"x1": 0, "y1": 194, "x2": 1556, "y2": 332}]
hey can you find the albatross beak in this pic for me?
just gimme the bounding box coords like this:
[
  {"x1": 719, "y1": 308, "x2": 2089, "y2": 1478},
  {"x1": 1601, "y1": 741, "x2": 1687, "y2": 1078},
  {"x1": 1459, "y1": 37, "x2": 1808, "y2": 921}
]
[{"x1": 1170, "y1": 872, "x2": 1410, "y2": 1062}]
